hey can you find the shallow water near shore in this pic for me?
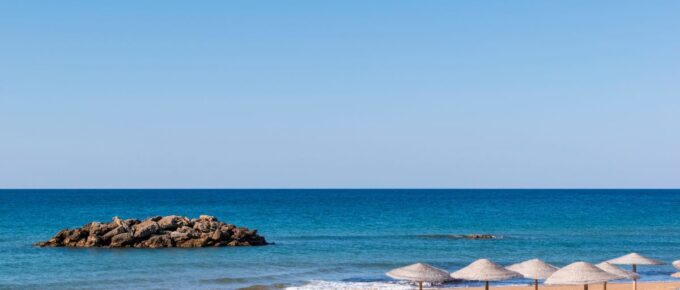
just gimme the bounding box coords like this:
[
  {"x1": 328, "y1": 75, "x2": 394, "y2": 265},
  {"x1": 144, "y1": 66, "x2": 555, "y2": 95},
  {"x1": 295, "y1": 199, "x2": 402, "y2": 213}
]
[{"x1": 1, "y1": 189, "x2": 680, "y2": 289}]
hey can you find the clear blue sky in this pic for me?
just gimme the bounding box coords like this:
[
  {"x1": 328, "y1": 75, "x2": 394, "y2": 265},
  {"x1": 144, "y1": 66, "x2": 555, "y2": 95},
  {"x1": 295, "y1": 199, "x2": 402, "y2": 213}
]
[{"x1": 1, "y1": 1, "x2": 678, "y2": 188}]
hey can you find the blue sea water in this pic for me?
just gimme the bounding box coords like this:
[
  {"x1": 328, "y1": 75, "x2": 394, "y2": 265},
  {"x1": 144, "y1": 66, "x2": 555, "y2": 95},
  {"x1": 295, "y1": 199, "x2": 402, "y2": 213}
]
[{"x1": 1, "y1": 189, "x2": 680, "y2": 290}]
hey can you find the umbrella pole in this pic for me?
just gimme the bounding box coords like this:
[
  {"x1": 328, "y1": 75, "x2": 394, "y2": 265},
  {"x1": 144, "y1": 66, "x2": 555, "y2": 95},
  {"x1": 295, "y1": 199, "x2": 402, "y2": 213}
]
[
  {"x1": 604, "y1": 282, "x2": 607, "y2": 290},
  {"x1": 535, "y1": 279, "x2": 538, "y2": 290},
  {"x1": 633, "y1": 264, "x2": 637, "y2": 290},
  {"x1": 419, "y1": 281, "x2": 423, "y2": 290},
  {"x1": 584, "y1": 284, "x2": 588, "y2": 290},
  {"x1": 485, "y1": 280, "x2": 489, "y2": 290}
]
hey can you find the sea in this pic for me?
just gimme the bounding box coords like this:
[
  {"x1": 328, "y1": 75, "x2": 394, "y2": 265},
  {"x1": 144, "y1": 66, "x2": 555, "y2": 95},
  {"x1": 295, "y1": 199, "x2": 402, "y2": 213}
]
[{"x1": 1, "y1": 189, "x2": 680, "y2": 290}]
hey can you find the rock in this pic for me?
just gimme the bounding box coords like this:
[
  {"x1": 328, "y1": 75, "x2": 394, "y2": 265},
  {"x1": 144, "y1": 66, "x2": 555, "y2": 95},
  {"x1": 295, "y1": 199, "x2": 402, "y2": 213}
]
[
  {"x1": 101, "y1": 226, "x2": 126, "y2": 242},
  {"x1": 209, "y1": 221, "x2": 220, "y2": 231},
  {"x1": 148, "y1": 216, "x2": 163, "y2": 222},
  {"x1": 110, "y1": 233, "x2": 134, "y2": 247},
  {"x1": 199, "y1": 215, "x2": 216, "y2": 221},
  {"x1": 112, "y1": 216, "x2": 124, "y2": 227},
  {"x1": 133, "y1": 220, "x2": 160, "y2": 239},
  {"x1": 35, "y1": 215, "x2": 268, "y2": 248},
  {"x1": 170, "y1": 232, "x2": 189, "y2": 242},
  {"x1": 35, "y1": 241, "x2": 49, "y2": 247},
  {"x1": 123, "y1": 219, "x2": 140, "y2": 227},
  {"x1": 210, "y1": 230, "x2": 223, "y2": 241},
  {"x1": 75, "y1": 238, "x2": 88, "y2": 247},
  {"x1": 464, "y1": 234, "x2": 496, "y2": 240},
  {"x1": 112, "y1": 216, "x2": 135, "y2": 232},
  {"x1": 157, "y1": 215, "x2": 182, "y2": 230},
  {"x1": 145, "y1": 234, "x2": 173, "y2": 248},
  {"x1": 53, "y1": 229, "x2": 69, "y2": 241},
  {"x1": 89, "y1": 222, "x2": 108, "y2": 236},
  {"x1": 85, "y1": 235, "x2": 102, "y2": 247},
  {"x1": 193, "y1": 221, "x2": 211, "y2": 233},
  {"x1": 63, "y1": 229, "x2": 86, "y2": 245},
  {"x1": 82, "y1": 222, "x2": 97, "y2": 232},
  {"x1": 233, "y1": 227, "x2": 247, "y2": 240},
  {"x1": 177, "y1": 225, "x2": 193, "y2": 234}
]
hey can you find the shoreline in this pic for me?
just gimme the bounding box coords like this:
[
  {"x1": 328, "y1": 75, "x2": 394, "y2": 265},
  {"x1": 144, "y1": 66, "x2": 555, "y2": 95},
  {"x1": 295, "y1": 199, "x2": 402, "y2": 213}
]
[
  {"x1": 436, "y1": 281, "x2": 680, "y2": 290},
  {"x1": 283, "y1": 281, "x2": 680, "y2": 290}
]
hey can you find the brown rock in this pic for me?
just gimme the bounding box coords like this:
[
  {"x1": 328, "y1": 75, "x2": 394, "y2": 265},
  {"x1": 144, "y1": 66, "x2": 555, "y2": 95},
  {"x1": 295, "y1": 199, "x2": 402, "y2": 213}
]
[
  {"x1": 75, "y1": 238, "x2": 88, "y2": 247},
  {"x1": 148, "y1": 216, "x2": 162, "y2": 222},
  {"x1": 53, "y1": 229, "x2": 69, "y2": 241},
  {"x1": 133, "y1": 220, "x2": 160, "y2": 239},
  {"x1": 170, "y1": 232, "x2": 189, "y2": 242},
  {"x1": 123, "y1": 219, "x2": 140, "y2": 227},
  {"x1": 464, "y1": 234, "x2": 496, "y2": 240},
  {"x1": 211, "y1": 230, "x2": 223, "y2": 241},
  {"x1": 146, "y1": 234, "x2": 173, "y2": 248},
  {"x1": 199, "y1": 215, "x2": 216, "y2": 221},
  {"x1": 157, "y1": 215, "x2": 181, "y2": 230},
  {"x1": 112, "y1": 216, "x2": 124, "y2": 227},
  {"x1": 177, "y1": 226, "x2": 193, "y2": 233},
  {"x1": 193, "y1": 221, "x2": 211, "y2": 233},
  {"x1": 85, "y1": 235, "x2": 101, "y2": 247},
  {"x1": 101, "y1": 226, "x2": 126, "y2": 242},
  {"x1": 110, "y1": 233, "x2": 134, "y2": 247},
  {"x1": 196, "y1": 237, "x2": 210, "y2": 247},
  {"x1": 89, "y1": 222, "x2": 108, "y2": 236},
  {"x1": 36, "y1": 215, "x2": 268, "y2": 248},
  {"x1": 63, "y1": 229, "x2": 86, "y2": 245}
]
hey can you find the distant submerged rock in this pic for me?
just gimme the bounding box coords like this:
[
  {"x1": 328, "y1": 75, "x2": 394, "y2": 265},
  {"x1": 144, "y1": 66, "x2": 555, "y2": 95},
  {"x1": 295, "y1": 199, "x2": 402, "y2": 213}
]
[
  {"x1": 35, "y1": 215, "x2": 268, "y2": 248},
  {"x1": 416, "y1": 234, "x2": 499, "y2": 240},
  {"x1": 463, "y1": 234, "x2": 497, "y2": 239}
]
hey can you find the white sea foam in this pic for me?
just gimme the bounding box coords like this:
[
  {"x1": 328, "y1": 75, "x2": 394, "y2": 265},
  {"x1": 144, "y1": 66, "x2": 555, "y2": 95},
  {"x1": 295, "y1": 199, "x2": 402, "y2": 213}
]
[{"x1": 286, "y1": 280, "x2": 417, "y2": 290}]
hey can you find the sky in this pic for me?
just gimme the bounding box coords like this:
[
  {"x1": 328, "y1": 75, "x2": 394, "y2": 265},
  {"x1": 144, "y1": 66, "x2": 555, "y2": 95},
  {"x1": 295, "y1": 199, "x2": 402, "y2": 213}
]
[{"x1": 1, "y1": 1, "x2": 679, "y2": 188}]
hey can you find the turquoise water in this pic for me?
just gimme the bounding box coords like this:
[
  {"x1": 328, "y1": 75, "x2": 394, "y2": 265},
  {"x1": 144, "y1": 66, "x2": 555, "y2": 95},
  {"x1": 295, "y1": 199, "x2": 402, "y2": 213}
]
[{"x1": 1, "y1": 189, "x2": 680, "y2": 289}]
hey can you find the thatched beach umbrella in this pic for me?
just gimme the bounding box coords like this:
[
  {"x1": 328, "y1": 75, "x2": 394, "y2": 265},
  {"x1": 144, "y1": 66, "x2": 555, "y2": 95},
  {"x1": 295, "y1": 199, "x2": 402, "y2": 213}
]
[
  {"x1": 608, "y1": 253, "x2": 663, "y2": 290},
  {"x1": 672, "y1": 261, "x2": 680, "y2": 279},
  {"x1": 507, "y1": 259, "x2": 559, "y2": 290},
  {"x1": 545, "y1": 261, "x2": 619, "y2": 290},
  {"x1": 387, "y1": 263, "x2": 450, "y2": 290},
  {"x1": 451, "y1": 259, "x2": 521, "y2": 290},
  {"x1": 596, "y1": 262, "x2": 640, "y2": 290}
]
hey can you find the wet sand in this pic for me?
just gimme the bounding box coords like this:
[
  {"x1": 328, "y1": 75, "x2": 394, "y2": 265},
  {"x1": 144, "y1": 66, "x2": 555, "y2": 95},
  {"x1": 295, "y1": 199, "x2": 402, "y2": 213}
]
[{"x1": 438, "y1": 281, "x2": 680, "y2": 290}]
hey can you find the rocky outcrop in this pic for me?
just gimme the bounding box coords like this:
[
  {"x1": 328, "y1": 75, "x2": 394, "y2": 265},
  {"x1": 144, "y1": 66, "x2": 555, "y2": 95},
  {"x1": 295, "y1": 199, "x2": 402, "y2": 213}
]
[
  {"x1": 416, "y1": 234, "x2": 499, "y2": 240},
  {"x1": 463, "y1": 234, "x2": 496, "y2": 240},
  {"x1": 35, "y1": 215, "x2": 268, "y2": 248}
]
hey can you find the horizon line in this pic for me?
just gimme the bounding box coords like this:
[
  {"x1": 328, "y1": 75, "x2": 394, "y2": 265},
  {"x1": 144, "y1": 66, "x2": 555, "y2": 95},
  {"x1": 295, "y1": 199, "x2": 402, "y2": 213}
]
[{"x1": 1, "y1": 188, "x2": 679, "y2": 190}]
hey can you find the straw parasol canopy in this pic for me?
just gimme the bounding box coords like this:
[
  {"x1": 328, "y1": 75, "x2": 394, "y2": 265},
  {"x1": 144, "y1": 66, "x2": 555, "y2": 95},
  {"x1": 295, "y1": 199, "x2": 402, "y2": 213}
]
[
  {"x1": 451, "y1": 259, "x2": 521, "y2": 290},
  {"x1": 596, "y1": 262, "x2": 639, "y2": 290},
  {"x1": 608, "y1": 253, "x2": 663, "y2": 267},
  {"x1": 671, "y1": 260, "x2": 680, "y2": 280},
  {"x1": 507, "y1": 259, "x2": 559, "y2": 290},
  {"x1": 545, "y1": 261, "x2": 619, "y2": 290},
  {"x1": 387, "y1": 263, "x2": 450, "y2": 290},
  {"x1": 607, "y1": 253, "x2": 663, "y2": 290},
  {"x1": 596, "y1": 262, "x2": 639, "y2": 280},
  {"x1": 507, "y1": 258, "x2": 559, "y2": 280}
]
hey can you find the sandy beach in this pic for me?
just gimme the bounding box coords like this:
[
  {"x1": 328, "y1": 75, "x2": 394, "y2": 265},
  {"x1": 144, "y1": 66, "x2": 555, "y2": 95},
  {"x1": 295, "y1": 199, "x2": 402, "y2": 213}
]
[{"x1": 438, "y1": 282, "x2": 680, "y2": 290}]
